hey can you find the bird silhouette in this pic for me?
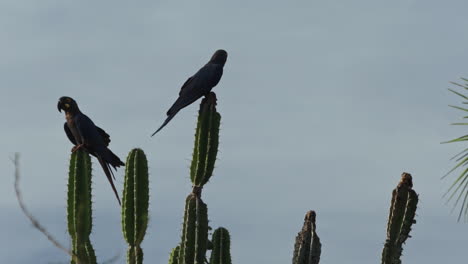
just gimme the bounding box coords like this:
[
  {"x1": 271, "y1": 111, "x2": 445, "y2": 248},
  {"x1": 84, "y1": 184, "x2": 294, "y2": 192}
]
[
  {"x1": 57, "y1": 96, "x2": 124, "y2": 205},
  {"x1": 152, "y1": 49, "x2": 228, "y2": 135}
]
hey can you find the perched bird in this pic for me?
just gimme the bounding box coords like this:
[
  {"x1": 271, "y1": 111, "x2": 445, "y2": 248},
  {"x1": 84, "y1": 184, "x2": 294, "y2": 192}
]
[
  {"x1": 152, "y1": 49, "x2": 228, "y2": 135},
  {"x1": 57, "y1": 96, "x2": 124, "y2": 205}
]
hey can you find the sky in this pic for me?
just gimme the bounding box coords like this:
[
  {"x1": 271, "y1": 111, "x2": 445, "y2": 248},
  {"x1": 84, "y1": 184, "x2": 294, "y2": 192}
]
[{"x1": 1, "y1": 0, "x2": 468, "y2": 263}]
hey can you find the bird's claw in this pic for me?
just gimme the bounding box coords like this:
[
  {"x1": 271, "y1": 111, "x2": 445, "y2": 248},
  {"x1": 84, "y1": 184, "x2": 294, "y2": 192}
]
[{"x1": 71, "y1": 144, "x2": 85, "y2": 153}]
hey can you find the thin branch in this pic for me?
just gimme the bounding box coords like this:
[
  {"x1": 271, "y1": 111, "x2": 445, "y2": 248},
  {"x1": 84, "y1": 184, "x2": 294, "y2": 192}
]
[{"x1": 13, "y1": 153, "x2": 73, "y2": 257}]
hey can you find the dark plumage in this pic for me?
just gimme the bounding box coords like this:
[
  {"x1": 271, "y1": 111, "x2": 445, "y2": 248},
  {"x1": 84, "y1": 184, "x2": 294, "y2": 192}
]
[
  {"x1": 152, "y1": 49, "x2": 228, "y2": 135},
  {"x1": 57, "y1": 96, "x2": 124, "y2": 205}
]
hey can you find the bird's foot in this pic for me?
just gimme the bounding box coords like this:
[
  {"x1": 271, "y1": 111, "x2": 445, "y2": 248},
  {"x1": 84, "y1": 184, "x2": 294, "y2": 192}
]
[{"x1": 71, "y1": 144, "x2": 85, "y2": 153}]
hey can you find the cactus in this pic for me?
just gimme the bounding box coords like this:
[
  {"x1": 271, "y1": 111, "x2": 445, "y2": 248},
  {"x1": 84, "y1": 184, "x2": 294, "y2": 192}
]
[
  {"x1": 209, "y1": 227, "x2": 232, "y2": 264},
  {"x1": 67, "y1": 149, "x2": 97, "y2": 264},
  {"x1": 122, "y1": 148, "x2": 149, "y2": 264},
  {"x1": 190, "y1": 92, "x2": 221, "y2": 187},
  {"x1": 171, "y1": 92, "x2": 233, "y2": 264},
  {"x1": 178, "y1": 193, "x2": 209, "y2": 264},
  {"x1": 381, "y1": 172, "x2": 418, "y2": 264},
  {"x1": 292, "y1": 211, "x2": 321, "y2": 264},
  {"x1": 168, "y1": 246, "x2": 180, "y2": 264}
]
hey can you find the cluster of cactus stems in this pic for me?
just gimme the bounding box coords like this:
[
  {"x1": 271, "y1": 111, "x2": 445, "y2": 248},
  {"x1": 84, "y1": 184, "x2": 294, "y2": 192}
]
[
  {"x1": 63, "y1": 94, "x2": 231, "y2": 264},
  {"x1": 169, "y1": 92, "x2": 232, "y2": 264},
  {"x1": 381, "y1": 173, "x2": 418, "y2": 264},
  {"x1": 122, "y1": 149, "x2": 149, "y2": 264},
  {"x1": 292, "y1": 211, "x2": 321, "y2": 264},
  {"x1": 60, "y1": 93, "x2": 420, "y2": 264},
  {"x1": 67, "y1": 150, "x2": 97, "y2": 264},
  {"x1": 292, "y1": 173, "x2": 418, "y2": 264},
  {"x1": 66, "y1": 148, "x2": 149, "y2": 264}
]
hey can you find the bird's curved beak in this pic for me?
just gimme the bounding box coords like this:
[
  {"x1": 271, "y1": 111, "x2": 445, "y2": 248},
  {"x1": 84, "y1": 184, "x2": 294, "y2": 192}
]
[{"x1": 57, "y1": 101, "x2": 62, "y2": 112}]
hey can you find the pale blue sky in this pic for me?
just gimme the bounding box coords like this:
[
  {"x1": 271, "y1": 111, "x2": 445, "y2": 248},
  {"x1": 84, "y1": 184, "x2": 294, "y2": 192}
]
[{"x1": 1, "y1": 1, "x2": 468, "y2": 263}]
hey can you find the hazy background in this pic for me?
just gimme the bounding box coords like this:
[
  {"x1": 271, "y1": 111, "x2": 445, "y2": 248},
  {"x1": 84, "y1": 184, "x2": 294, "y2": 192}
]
[{"x1": 1, "y1": 0, "x2": 468, "y2": 263}]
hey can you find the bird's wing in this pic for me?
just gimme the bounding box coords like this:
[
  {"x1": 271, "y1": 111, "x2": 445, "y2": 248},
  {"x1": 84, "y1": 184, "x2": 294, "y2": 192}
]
[
  {"x1": 170, "y1": 64, "x2": 223, "y2": 115},
  {"x1": 64, "y1": 123, "x2": 77, "y2": 145},
  {"x1": 95, "y1": 126, "x2": 111, "y2": 146},
  {"x1": 74, "y1": 113, "x2": 105, "y2": 146},
  {"x1": 179, "y1": 76, "x2": 194, "y2": 96}
]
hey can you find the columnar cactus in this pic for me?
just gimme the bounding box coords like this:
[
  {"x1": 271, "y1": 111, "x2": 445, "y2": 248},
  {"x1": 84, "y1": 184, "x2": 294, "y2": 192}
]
[
  {"x1": 190, "y1": 92, "x2": 221, "y2": 187},
  {"x1": 209, "y1": 227, "x2": 232, "y2": 264},
  {"x1": 122, "y1": 148, "x2": 149, "y2": 264},
  {"x1": 292, "y1": 211, "x2": 321, "y2": 264},
  {"x1": 67, "y1": 150, "x2": 96, "y2": 264},
  {"x1": 178, "y1": 193, "x2": 209, "y2": 264},
  {"x1": 171, "y1": 92, "x2": 233, "y2": 264},
  {"x1": 381, "y1": 173, "x2": 418, "y2": 264}
]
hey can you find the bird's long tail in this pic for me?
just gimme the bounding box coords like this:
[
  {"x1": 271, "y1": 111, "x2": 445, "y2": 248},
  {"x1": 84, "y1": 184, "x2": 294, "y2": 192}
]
[
  {"x1": 151, "y1": 94, "x2": 201, "y2": 136},
  {"x1": 151, "y1": 111, "x2": 178, "y2": 136},
  {"x1": 97, "y1": 156, "x2": 122, "y2": 205},
  {"x1": 105, "y1": 149, "x2": 125, "y2": 170}
]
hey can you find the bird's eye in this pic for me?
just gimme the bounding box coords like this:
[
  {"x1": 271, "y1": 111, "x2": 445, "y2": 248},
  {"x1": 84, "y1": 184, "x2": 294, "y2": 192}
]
[{"x1": 65, "y1": 103, "x2": 70, "y2": 108}]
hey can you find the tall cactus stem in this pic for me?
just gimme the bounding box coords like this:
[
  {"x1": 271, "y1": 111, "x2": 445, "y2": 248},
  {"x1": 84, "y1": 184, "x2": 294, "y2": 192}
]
[
  {"x1": 122, "y1": 148, "x2": 149, "y2": 264},
  {"x1": 67, "y1": 150, "x2": 96, "y2": 264},
  {"x1": 178, "y1": 193, "x2": 209, "y2": 264},
  {"x1": 190, "y1": 92, "x2": 221, "y2": 187},
  {"x1": 292, "y1": 210, "x2": 321, "y2": 264},
  {"x1": 209, "y1": 227, "x2": 232, "y2": 264},
  {"x1": 381, "y1": 172, "x2": 419, "y2": 264}
]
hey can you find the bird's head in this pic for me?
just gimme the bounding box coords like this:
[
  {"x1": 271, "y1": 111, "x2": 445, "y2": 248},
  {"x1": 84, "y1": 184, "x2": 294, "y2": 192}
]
[
  {"x1": 57, "y1": 96, "x2": 79, "y2": 113},
  {"x1": 210, "y1": 49, "x2": 228, "y2": 66}
]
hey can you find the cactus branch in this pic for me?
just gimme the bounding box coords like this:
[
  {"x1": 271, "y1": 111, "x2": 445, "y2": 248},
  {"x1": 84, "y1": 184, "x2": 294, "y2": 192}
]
[
  {"x1": 381, "y1": 172, "x2": 419, "y2": 264},
  {"x1": 209, "y1": 227, "x2": 232, "y2": 264},
  {"x1": 122, "y1": 148, "x2": 149, "y2": 264},
  {"x1": 292, "y1": 211, "x2": 321, "y2": 264}
]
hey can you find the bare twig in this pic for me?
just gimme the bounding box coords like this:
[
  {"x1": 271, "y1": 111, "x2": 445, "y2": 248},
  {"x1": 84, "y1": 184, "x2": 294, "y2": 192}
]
[{"x1": 13, "y1": 153, "x2": 73, "y2": 257}]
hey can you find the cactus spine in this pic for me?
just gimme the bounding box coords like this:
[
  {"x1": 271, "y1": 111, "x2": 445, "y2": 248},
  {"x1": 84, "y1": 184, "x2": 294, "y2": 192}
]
[
  {"x1": 122, "y1": 148, "x2": 149, "y2": 264},
  {"x1": 67, "y1": 150, "x2": 96, "y2": 264},
  {"x1": 209, "y1": 227, "x2": 232, "y2": 264},
  {"x1": 381, "y1": 173, "x2": 418, "y2": 264},
  {"x1": 190, "y1": 92, "x2": 221, "y2": 187},
  {"x1": 292, "y1": 211, "x2": 321, "y2": 264}
]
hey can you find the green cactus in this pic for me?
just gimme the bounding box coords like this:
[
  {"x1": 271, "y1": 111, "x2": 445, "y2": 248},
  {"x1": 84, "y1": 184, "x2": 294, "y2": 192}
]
[
  {"x1": 209, "y1": 227, "x2": 232, "y2": 264},
  {"x1": 67, "y1": 150, "x2": 96, "y2": 264},
  {"x1": 178, "y1": 193, "x2": 209, "y2": 264},
  {"x1": 168, "y1": 93, "x2": 233, "y2": 264},
  {"x1": 292, "y1": 211, "x2": 321, "y2": 264},
  {"x1": 122, "y1": 148, "x2": 149, "y2": 264},
  {"x1": 381, "y1": 172, "x2": 419, "y2": 264},
  {"x1": 190, "y1": 92, "x2": 221, "y2": 187},
  {"x1": 168, "y1": 246, "x2": 180, "y2": 264}
]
